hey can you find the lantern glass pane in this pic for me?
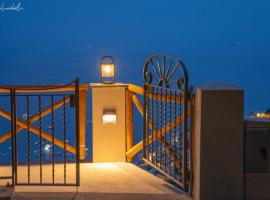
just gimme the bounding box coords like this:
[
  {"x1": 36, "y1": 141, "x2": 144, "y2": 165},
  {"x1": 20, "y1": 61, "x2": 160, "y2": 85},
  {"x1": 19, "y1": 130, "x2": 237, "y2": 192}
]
[{"x1": 101, "y1": 63, "x2": 114, "y2": 77}]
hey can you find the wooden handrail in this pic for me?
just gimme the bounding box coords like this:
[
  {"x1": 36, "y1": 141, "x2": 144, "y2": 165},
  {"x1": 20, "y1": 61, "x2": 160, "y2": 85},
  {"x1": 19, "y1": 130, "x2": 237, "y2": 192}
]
[
  {"x1": 131, "y1": 94, "x2": 143, "y2": 115},
  {"x1": 0, "y1": 84, "x2": 88, "y2": 93},
  {"x1": 0, "y1": 109, "x2": 76, "y2": 154},
  {"x1": 128, "y1": 84, "x2": 144, "y2": 95}
]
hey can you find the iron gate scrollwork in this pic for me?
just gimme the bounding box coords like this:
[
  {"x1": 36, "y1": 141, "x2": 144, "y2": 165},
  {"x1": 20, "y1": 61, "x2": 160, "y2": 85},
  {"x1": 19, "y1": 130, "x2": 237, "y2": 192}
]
[
  {"x1": 0, "y1": 78, "x2": 80, "y2": 186},
  {"x1": 142, "y1": 54, "x2": 193, "y2": 193}
]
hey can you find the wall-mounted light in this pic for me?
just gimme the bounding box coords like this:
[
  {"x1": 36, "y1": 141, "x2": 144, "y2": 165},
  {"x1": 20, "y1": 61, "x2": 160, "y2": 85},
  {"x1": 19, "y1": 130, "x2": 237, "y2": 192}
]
[
  {"x1": 103, "y1": 109, "x2": 116, "y2": 124},
  {"x1": 101, "y1": 56, "x2": 115, "y2": 84}
]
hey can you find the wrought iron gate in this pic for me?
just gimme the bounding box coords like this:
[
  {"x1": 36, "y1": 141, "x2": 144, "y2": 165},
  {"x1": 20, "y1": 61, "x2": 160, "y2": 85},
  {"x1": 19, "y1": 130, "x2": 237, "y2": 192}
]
[
  {"x1": 0, "y1": 79, "x2": 80, "y2": 186},
  {"x1": 142, "y1": 54, "x2": 193, "y2": 193}
]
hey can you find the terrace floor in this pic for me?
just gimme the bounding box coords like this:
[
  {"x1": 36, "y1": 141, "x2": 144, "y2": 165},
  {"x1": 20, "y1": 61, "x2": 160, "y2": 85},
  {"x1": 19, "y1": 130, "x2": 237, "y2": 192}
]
[{"x1": 0, "y1": 162, "x2": 192, "y2": 200}]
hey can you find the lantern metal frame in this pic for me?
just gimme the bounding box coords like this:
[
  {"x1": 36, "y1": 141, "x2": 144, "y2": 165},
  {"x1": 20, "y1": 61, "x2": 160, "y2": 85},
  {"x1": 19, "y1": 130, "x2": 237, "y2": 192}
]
[{"x1": 100, "y1": 56, "x2": 115, "y2": 84}]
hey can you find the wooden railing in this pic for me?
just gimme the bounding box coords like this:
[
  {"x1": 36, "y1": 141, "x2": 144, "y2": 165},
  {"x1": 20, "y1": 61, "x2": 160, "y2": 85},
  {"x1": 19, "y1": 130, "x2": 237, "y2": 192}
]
[
  {"x1": 0, "y1": 84, "x2": 88, "y2": 161},
  {"x1": 125, "y1": 84, "x2": 191, "y2": 161}
]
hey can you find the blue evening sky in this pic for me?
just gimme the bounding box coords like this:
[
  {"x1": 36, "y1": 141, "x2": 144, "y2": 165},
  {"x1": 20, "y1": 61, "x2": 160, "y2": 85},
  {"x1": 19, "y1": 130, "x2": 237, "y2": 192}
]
[{"x1": 0, "y1": 0, "x2": 270, "y2": 113}]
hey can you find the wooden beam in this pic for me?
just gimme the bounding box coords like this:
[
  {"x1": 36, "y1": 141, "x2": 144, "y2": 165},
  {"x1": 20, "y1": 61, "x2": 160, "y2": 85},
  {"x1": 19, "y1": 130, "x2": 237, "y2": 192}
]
[
  {"x1": 128, "y1": 93, "x2": 176, "y2": 159},
  {"x1": 0, "y1": 84, "x2": 88, "y2": 93},
  {"x1": 127, "y1": 85, "x2": 191, "y2": 160},
  {"x1": 159, "y1": 136, "x2": 182, "y2": 169},
  {"x1": 126, "y1": 113, "x2": 184, "y2": 159},
  {"x1": 125, "y1": 90, "x2": 134, "y2": 162},
  {"x1": 0, "y1": 109, "x2": 76, "y2": 154},
  {"x1": 79, "y1": 89, "x2": 87, "y2": 161},
  {"x1": 127, "y1": 89, "x2": 192, "y2": 160},
  {"x1": 131, "y1": 94, "x2": 156, "y2": 130},
  {"x1": 128, "y1": 84, "x2": 144, "y2": 95},
  {"x1": 0, "y1": 98, "x2": 70, "y2": 144},
  {"x1": 131, "y1": 94, "x2": 143, "y2": 116}
]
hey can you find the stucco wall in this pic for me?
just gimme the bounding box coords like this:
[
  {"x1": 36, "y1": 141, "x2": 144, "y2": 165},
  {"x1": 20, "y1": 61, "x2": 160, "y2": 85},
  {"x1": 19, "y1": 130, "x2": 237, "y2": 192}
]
[{"x1": 91, "y1": 84, "x2": 127, "y2": 162}]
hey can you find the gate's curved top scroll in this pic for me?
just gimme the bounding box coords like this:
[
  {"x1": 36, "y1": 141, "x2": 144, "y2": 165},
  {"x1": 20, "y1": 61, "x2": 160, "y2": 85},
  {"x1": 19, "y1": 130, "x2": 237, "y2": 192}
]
[{"x1": 143, "y1": 54, "x2": 188, "y2": 90}]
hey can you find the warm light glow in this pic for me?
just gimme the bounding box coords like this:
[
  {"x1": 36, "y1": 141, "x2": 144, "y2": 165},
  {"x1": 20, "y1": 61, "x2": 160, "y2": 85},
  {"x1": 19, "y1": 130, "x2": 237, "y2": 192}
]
[
  {"x1": 256, "y1": 112, "x2": 270, "y2": 118},
  {"x1": 44, "y1": 144, "x2": 51, "y2": 152},
  {"x1": 89, "y1": 163, "x2": 119, "y2": 169},
  {"x1": 103, "y1": 109, "x2": 116, "y2": 124},
  {"x1": 104, "y1": 65, "x2": 112, "y2": 73},
  {"x1": 101, "y1": 63, "x2": 114, "y2": 77},
  {"x1": 256, "y1": 113, "x2": 262, "y2": 118},
  {"x1": 103, "y1": 114, "x2": 116, "y2": 124}
]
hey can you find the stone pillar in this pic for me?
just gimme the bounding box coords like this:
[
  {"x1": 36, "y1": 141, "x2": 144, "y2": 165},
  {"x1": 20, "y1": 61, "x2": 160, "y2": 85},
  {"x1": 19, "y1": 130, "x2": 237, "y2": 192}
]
[
  {"x1": 193, "y1": 83, "x2": 244, "y2": 200},
  {"x1": 90, "y1": 83, "x2": 128, "y2": 162}
]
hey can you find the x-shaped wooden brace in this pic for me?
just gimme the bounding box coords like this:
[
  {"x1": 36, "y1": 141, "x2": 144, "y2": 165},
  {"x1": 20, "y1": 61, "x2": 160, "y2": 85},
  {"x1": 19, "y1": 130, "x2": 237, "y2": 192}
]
[
  {"x1": 126, "y1": 93, "x2": 189, "y2": 169},
  {"x1": 0, "y1": 97, "x2": 76, "y2": 154}
]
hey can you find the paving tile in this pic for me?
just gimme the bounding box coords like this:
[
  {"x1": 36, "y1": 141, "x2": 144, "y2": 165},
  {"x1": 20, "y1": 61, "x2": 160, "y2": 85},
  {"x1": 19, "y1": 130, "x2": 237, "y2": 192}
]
[{"x1": 0, "y1": 163, "x2": 191, "y2": 200}]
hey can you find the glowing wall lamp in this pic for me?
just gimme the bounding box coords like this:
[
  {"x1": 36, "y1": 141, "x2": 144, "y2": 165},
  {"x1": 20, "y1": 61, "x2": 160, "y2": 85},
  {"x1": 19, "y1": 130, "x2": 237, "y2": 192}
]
[
  {"x1": 103, "y1": 109, "x2": 116, "y2": 124},
  {"x1": 101, "y1": 56, "x2": 115, "y2": 84}
]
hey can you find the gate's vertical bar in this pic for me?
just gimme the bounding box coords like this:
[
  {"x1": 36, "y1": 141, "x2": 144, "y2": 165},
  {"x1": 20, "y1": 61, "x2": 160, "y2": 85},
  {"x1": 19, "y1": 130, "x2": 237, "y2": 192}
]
[
  {"x1": 173, "y1": 90, "x2": 177, "y2": 180},
  {"x1": 145, "y1": 85, "x2": 149, "y2": 160},
  {"x1": 38, "y1": 96, "x2": 42, "y2": 184},
  {"x1": 10, "y1": 88, "x2": 15, "y2": 186},
  {"x1": 13, "y1": 89, "x2": 17, "y2": 185},
  {"x1": 142, "y1": 84, "x2": 147, "y2": 159},
  {"x1": 151, "y1": 86, "x2": 154, "y2": 163},
  {"x1": 183, "y1": 80, "x2": 189, "y2": 190},
  {"x1": 159, "y1": 87, "x2": 163, "y2": 169},
  {"x1": 75, "y1": 78, "x2": 80, "y2": 186},
  {"x1": 51, "y1": 95, "x2": 55, "y2": 184},
  {"x1": 26, "y1": 95, "x2": 30, "y2": 184},
  {"x1": 63, "y1": 95, "x2": 67, "y2": 184},
  {"x1": 13, "y1": 88, "x2": 18, "y2": 185},
  {"x1": 169, "y1": 90, "x2": 172, "y2": 176},
  {"x1": 155, "y1": 87, "x2": 158, "y2": 166},
  {"x1": 164, "y1": 89, "x2": 167, "y2": 173},
  {"x1": 147, "y1": 85, "x2": 150, "y2": 160},
  {"x1": 179, "y1": 90, "x2": 183, "y2": 183}
]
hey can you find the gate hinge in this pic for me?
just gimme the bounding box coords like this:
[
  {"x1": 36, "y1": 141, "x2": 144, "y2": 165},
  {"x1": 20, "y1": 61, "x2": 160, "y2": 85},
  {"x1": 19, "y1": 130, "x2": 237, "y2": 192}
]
[
  {"x1": 187, "y1": 169, "x2": 193, "y2": 184},
  {"x1": 188, "y1": 87, "x2": 195, "y2": 104}
]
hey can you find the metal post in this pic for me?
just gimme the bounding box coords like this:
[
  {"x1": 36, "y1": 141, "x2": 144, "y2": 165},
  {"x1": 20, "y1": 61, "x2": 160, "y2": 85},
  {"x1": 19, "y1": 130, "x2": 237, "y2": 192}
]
[
  {"x1": 143, "y1": 84, "x2": 147, "y2": 159},
  {"x1": 10, "y1": 89, "x2": 15, "y2": 186},
  {"x1": 183, "y1": 78, "x2": 189, "y2": 191},
  {"x1": 75, "y1": 78, "x2": 80, "y2": 186}
]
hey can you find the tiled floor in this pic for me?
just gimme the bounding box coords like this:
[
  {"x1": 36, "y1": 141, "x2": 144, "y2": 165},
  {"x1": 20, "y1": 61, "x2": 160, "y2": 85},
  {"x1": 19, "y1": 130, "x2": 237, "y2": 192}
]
[{"x1": 0, "y1": 163, "x2": 192, "y2": 200}]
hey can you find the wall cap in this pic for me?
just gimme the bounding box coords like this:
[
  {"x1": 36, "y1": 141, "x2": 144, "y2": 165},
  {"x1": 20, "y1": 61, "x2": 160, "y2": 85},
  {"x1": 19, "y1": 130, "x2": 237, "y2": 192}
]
[
  {"x1": 198, "y1": 82, "x2": 242, "y2": 91},
  {"x1": 90, "y1": 83, "x2": 129, "y2": 88}
]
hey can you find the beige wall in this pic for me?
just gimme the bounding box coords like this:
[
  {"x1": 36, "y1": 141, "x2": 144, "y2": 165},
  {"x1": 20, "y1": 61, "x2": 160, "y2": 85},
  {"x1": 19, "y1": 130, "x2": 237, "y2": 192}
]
[
  {"x1": 91, "y1": 83, "x2": 128, "y2": 162},
  {"x1": 193, "y1": 83, "x2": 244, "y2": 200}
]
